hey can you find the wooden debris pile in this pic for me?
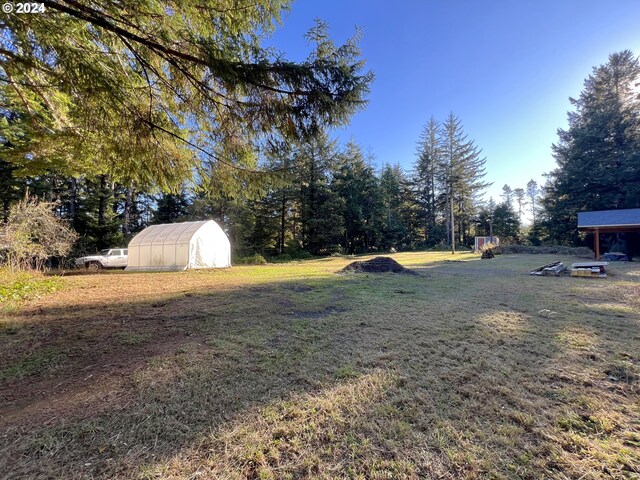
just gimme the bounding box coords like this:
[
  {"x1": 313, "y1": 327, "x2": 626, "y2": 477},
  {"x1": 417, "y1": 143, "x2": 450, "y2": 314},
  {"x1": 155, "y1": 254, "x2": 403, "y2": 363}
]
[
  {"x1": 529, "y1": 261, "x2": 565, "y2": 276},
  {"x1": 481, "y1": 249, "x2": 495, "y2": 259}
]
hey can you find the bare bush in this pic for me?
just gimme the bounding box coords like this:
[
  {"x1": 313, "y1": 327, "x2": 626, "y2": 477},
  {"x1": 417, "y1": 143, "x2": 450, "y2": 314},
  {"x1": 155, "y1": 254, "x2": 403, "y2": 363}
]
[{"x1": 2, "y1": 198, "x2": 78, "y2": 271}]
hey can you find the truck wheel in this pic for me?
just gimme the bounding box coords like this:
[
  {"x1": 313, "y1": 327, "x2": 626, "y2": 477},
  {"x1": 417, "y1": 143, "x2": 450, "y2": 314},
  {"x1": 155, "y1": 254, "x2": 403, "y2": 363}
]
[{"x1": 86, "y1": 261, "x2": 101, "y2": 272}]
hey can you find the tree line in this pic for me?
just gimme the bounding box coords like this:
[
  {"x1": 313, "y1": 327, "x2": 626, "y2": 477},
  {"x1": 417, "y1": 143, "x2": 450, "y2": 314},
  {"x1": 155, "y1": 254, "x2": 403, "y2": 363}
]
[
  {"x1": 2, "y1": 106, "x2": 541, "y2": 260},
  {"x1": 1, "y1": 115, "x2": 498, "y2": 259}
]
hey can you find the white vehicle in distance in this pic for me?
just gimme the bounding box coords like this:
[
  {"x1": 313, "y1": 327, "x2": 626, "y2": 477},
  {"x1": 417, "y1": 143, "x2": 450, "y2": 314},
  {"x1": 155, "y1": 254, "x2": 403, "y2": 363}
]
[{"x1": 75, "y1": 248, "x2": 128, "y2": 271}]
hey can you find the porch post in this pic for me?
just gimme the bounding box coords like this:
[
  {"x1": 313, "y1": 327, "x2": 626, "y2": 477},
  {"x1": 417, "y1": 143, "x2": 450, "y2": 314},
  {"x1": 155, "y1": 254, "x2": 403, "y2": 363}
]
[{"x1": 594, "y1": 227, "x2": 600, "y2": 260}]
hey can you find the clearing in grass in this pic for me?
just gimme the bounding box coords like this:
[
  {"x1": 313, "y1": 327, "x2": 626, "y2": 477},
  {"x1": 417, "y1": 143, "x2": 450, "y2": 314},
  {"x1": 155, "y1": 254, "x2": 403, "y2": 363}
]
[{"x1": 0, "y1": 252, "x2": 639, "y2": 479}]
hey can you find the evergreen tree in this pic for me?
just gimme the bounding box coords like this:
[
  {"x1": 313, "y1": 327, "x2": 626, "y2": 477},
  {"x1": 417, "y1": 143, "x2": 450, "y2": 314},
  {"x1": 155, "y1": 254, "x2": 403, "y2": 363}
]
[
  {"x1": 74, "y1": 176, "x2": 122, "y2": 251},
  {"x1": 513, "y1": 187, "x2": 527, "y2": 221},
  {"x1": 379, "y1": 164, "x2": 409, "y2": 249},
  {"x1": 295, "y1": 131, "x2": 343, "y2": 254},
  {"x1": 248, "y1": 195, "x2": 281, "y2": 255},
  {"x1": 526, "y1": 179, "x2": 539, "y2": 224},
  {"x1": 475, "y1": 201, "x2": 494, "y2": 238},
  {"x1": 332, "y1": 142, "x2": 383, "y2": 253},
  {"x1": 492, "y1": 202, "x2": 521, "y2": 242},
  {"x1": 263, "y1": 144, "x2": 297, "y2": 255},
  {"x1": 501, "y1": 185, "x2": 514, "y2": 208},
  {"x1": 154, "y1": 192, "x2": 190, "y2": 224},
  {"x1": 0, "y1": 159, "x2": 21, "y2": 222},
  {"x1": 1, "y1": 2, "x2": 372, "y2": 191},
  {"x1": 543, "y1": 50, "x2": 640, "y2": 243},
  {"x1": 439, "y1": 113, "x2": 490, "y2": 249},
  {"x1": 412, "y1": 117, "x2": 442, "y2": 244}
]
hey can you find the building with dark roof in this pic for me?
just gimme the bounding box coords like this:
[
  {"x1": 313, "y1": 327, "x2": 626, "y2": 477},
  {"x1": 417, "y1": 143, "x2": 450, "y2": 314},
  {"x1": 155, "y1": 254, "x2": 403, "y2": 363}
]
[{"x1": 578, "y1": 208, "x2": 640, "y2": 259}]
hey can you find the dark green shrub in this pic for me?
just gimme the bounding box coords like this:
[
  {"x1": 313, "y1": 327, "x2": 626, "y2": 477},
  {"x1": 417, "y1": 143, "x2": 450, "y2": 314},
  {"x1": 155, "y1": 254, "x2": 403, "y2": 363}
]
[
  {"x1": 235, "y1": 254, "x2": 267, "y2": 265},
  {"x1": 499, "y1": 245, "x2": 592, "y2": 255}
]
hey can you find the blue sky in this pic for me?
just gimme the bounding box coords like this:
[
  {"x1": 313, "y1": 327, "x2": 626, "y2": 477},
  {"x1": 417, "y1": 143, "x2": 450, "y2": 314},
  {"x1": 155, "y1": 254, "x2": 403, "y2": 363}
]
[{"x1": 266, "y1": 0, "x2": 640, "y2": 203}]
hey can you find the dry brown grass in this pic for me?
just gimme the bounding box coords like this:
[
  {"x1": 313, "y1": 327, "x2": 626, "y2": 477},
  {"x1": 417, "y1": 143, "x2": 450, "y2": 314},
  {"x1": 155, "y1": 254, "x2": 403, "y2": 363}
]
[{"x1": 1, "y1": 252, "x2": 639, "y2": 479}]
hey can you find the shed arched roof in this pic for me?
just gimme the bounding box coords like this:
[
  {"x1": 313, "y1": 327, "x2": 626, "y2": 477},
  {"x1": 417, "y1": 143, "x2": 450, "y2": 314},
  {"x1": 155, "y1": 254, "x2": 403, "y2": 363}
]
[{"x1": 129, "y1": 220, "x2": 213, "y2": 247}]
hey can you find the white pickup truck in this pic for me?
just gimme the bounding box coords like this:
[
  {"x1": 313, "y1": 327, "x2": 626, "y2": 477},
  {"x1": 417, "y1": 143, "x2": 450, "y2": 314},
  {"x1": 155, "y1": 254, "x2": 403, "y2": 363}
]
[{"x1": 75, "y1": 248, "x2": 128, "y2": 270}]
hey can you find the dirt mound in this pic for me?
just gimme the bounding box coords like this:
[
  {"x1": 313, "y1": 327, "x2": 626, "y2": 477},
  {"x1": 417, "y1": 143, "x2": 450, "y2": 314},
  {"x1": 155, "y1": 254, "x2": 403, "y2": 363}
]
[{"x1": 340, "y1": 256, "x2": 417, "y2": 275}]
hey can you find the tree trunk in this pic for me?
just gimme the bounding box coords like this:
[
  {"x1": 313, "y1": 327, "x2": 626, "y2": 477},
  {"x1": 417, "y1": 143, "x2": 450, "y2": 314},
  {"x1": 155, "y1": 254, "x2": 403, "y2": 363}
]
[
  {"x1": 308, "y1": 155, "x2": 317, "y2": 251},
  {"x1": 123, "y1": 186, "x2": 132, "y2": 236},
  {"x1": 2, "y1": 197, "x2": 11, "y2": 223},
  {"x1": 450, "y1": 191, "x2": 455, "y2": 254},
  {"x1": 97, "y1": 174, "x2": 109, "y2": 248},
  {"x1": 98, "y1": 175, "x2": 107, "y2": 227},
  {"x1": 429, "y1": 166, "x2": 436, "y2": 236},
  {"x1": 218, "y1": 203, "x2": 225, "y2": 228},
  {"x1": 68, "y1": 177, "x2": 77, "y2": 227},
  {"x1": 279, "y1": 191, "x2": 286, "y2": 255},
  {"x1": 531, "y1": 197, "x2": 536, "y2": 224}
]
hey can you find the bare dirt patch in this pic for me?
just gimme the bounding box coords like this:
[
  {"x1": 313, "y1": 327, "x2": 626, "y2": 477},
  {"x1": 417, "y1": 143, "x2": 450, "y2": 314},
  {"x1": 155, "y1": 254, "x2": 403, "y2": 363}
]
[{"x1": 0, "y1": 330, "x2": 204, "y2": 429}]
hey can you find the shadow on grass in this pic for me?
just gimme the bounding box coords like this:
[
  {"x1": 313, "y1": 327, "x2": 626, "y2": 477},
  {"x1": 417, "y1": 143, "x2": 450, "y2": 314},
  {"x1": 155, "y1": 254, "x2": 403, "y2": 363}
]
[{"x1": 1, "y1": 263, "x2": 639, "y2": 478}]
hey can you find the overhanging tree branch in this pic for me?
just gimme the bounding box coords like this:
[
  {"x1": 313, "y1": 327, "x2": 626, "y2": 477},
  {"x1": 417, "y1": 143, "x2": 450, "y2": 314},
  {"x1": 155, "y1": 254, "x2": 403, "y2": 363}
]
[{"x1": 43, "y1": 0, "x2": 315, "y2": 96}]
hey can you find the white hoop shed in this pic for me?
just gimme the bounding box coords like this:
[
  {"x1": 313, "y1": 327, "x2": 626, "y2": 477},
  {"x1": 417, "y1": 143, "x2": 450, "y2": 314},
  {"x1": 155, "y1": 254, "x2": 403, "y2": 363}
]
[{"x1": 126, "y1": 220, "x2": 231, "y2": 271}]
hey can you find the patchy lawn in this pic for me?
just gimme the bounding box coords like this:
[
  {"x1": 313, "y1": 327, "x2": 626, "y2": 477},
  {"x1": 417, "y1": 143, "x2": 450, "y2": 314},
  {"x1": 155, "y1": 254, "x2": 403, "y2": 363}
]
[
  {"x1": 1, "y1": 252, "x2": 639, "y2": 479},
  {"x1": 0, "y1": 268, "x2": 62, "y2": 312}
]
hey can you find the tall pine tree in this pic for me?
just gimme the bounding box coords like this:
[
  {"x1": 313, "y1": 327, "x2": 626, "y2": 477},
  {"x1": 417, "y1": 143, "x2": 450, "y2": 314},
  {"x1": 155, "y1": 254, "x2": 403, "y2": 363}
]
[
  {"x1": 379, "y1": 164, "x2": 410, "y2": 249},
  {"x1": 543, "y1": 50, "x2": 640, "y2": 244},
  {"x1": 439, "y1": 113, "x2": 490, "y2": 250},
  {"x1": 295, "y1": 132, "x2": 344, "y2": 254},
  {"x1": 332, "y1": 142, "x2": 383, "y2": 253},
  {"x1": 412, "y1": 117, "x2": 442, "y2": 244}
]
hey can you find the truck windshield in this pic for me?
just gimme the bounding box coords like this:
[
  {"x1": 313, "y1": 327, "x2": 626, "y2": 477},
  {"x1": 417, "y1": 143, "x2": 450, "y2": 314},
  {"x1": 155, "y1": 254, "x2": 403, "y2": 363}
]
[{"x1": 100, "y1": 249, "x2": 110, "y2": 256}]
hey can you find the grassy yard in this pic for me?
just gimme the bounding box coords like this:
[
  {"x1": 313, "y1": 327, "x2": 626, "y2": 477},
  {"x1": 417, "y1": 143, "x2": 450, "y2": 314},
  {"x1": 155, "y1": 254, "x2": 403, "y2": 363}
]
[{"x1": 1, "y1": 252, "x2": 639, "y2": 479}]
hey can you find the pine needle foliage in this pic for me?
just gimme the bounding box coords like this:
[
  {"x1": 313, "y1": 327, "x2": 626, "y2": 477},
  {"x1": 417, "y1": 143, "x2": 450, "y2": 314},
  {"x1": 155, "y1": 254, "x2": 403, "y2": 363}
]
[{"x1": 0, "y1": 1, "x2": 373, "y2": 193}]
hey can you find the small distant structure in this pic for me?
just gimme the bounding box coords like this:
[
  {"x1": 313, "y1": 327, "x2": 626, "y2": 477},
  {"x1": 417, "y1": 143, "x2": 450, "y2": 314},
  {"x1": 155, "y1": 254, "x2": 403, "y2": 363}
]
[
  {"x1": 577, "y1": 208, "x2": 640, "y2": 260},
  {"x1": 126, "y1": 220, "x2": 231, "y2": 271},
  {"x1": 474, "y1": 236, "x2": 499, "y2": 253}
]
